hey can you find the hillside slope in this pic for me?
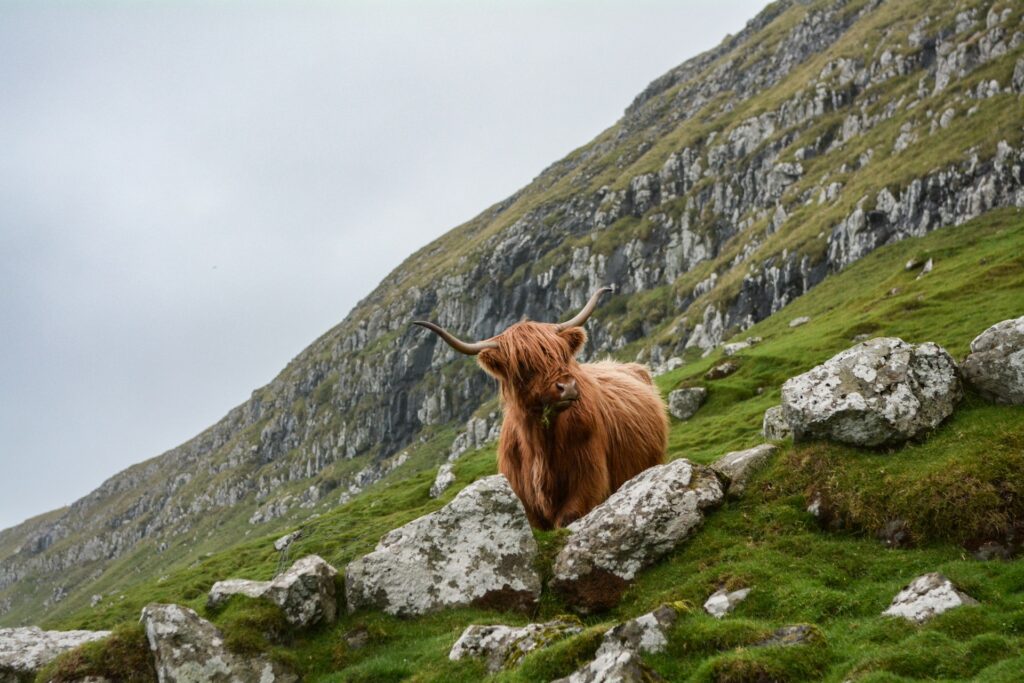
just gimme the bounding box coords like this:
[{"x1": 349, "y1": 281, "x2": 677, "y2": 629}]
[{"x1": 3, "y1": 0, "x2": 1024, "y2": 627}]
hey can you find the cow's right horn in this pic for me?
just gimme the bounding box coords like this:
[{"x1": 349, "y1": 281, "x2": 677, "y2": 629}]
[
  {"x1": 555, "y1": 285, "x2": 615, "y2": 331},
  {"x1": 413, "y1": 321, "x2": 499, "y2": 355}
]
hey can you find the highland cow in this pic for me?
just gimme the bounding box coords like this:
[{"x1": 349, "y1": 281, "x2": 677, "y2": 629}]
[{"x1": 414, "y1": 287, "x2": 668, "y2": 529}]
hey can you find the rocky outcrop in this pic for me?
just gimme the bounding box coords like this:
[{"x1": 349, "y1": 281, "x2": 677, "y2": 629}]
[
  {"x1": 552, "y1": 460, "x2": 723, "y2": 612},
  {"x1": 882, "y1": 573, "x2": 978, "y2": 622},
  {"x1": 711, "y1": 444, "x2": 777, "y2": 498},
  {"x1": 553, "y1": 605, "x2": 678, "y2": 683},
  {"x1": 0, "y1": 626, "x2": 110, "y2": 681},
  {"x1": 141, "y1": 603, "x2": 297, "y2": 683},
  {"x1": 962, "y1": 316, "x2": 1024, "y2": 404},
  {"x1": 345, "y1": 475, "x2": 540, "y2": 616},
  {"x1": 762, "y1": 405, "x2": 792, "y2": 441},
  {"x1": 207, "y1": 555, "x2": 337, "y2": 627},
  {"x1": 781, "y1": 338, "x2": 961, "y2": 446},
  {"x1": 704, "y1": 588, "x2": 751, "y2": 618},
  {"x1": 666, "y1": 387, "x2": 707, "y2": 420},
  {"x1": 429, "y1": 463, "x2": 456, "y2": 498},
  {"x1": 449, "y1": 620, "x2": 582, "y2": 673}
]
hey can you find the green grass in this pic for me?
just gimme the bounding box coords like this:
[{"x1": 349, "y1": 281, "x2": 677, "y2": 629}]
[{"x1": 39, "y1": 208, "x2": 1024, "y2": 682}]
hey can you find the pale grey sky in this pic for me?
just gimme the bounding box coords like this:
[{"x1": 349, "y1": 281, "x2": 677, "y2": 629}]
[{"x1": 0, "y1": 0, "x2": 766, "y2": 531}]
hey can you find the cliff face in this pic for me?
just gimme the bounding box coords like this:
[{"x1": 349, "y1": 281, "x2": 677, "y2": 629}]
[{"x1": 3, "y1": 0, "x2": 1023, "y2": 626}]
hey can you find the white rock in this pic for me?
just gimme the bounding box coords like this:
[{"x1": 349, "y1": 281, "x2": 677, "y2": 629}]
[
  {"x1": 207, "y1": 554, "x2": 337, "y2": 627},
  {"x1": 723, "y1": 337, "x2": 762, "y2": 356},
  {"x1": 449, "y1": 620, "x2": 581, "y2": 672},
  {"x1": 429, "y1": 463, "x2": 456, "y2": 498},
  {"x1": 273, "y1": 530, "x2": 301, "y2": 552},
  {"x1": 666, "y1": 387, "x2": 707, "y2": 420},
  {"x1": 346, "y1": 475, "x2": 540, "y2": 616},
  {"x1": 789, "y1": 316, "x2": 811, "y2": 328},
  {"x1": 703, "y1": 588, "x2": 751, "y2": 618},
  {"x1": 711, "y1": 444, "x2": 778, "y2": 498},
  {"x1": 882, "y1": 573, "x2": 978, "y2": 623},
  {"x1": 0, "y1": 626, "x2": 110, "y2": 680},
  {"x1": 762, "y1": 405, "x2": 792, "y2": 441},
  {"x1": 141, "y1": 603, "x2": 297, "y2": 682},
  {"x1": 552, "y1": 459, "x2": 723, "y2": 612},
  {"x1": 598, "y1": 604, "x2": 678, "y2": 655},
  {"x1": 781, "y1": 338, "x2": 961, "y2": 446},
  {"x1": 962, "y1": 316, "x2": 1024, "y2": 404},
  {"x1": 916, "y1": 257, "x2": 933, "y2": 279}
]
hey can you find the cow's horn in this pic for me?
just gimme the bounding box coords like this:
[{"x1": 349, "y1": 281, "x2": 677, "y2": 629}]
[
  {"x1": 413, "y1": 321, "x2": 499, "y2": 355},
  {"x1": 555, "y1": 285, "x2": 615, "y2": 331}
]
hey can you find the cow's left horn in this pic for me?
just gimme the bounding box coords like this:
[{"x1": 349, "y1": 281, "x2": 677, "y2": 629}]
[
  {"x1": 413, "y1": 321, "x2": 499, "y2": 355},
  {"x1": 555, "y1": 285, "x2": 615, "y2": 331}
]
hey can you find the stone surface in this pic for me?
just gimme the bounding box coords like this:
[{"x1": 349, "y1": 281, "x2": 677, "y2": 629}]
[
  {"x1": 552, "y1": 459, "x2": 723, "y2": 612},
  {"x1": 429, "y1": 463, "x2": 456, "y2": 498},
  {"x1": 882, "y1": 573, "x2": 978, "y2": 623},
  {"x1": 704, "y1": 588, "x2": 751, "y2": 618},
  {"x1": 781, "y1": 338, "x2": 961, "y2": 446},
  {"x1": 0, "y1": 626, "x2": 110, "y2": 681},
  {"x1": 207, "y1": 554, "x2": 338, "y2": 627},
  {"x1": 666, "y1": 387, "x2": 707, "y2": 420},
  {"x1": 599, "y1": 604, "x2": 679, "y2": 655},
  {"x1": 762, "y1": 405, "x2": 792, "y2": 440},
  {"x1": 705, "y1": 361, "x2": 739, "y2": 380},
  {"x1": 346, "y1": 475, "x2": 540, "y2": 616},
  {"x1": 141, "y1": 603, "x2": 297, "y2": 683},
  {"x1": 723, "y1": 336, "x2": 762, "y2": 356},
  {"x1": 449, "y1": 620, "x2": 581, "y2": 672},
  {"x1": 552, "y1": 646, "x2": 665, "y2": 683},
  {"x1": 711, "y1": 444, "x2": 778, "y2": 498},
  {"x1": 274, "y1": 530, "x2": 302, "y2": 552},
  {"x1": 962, "y1": 316, "x2": 1024, "y2": 404},
  {"x1": 789, "y1": 316, "x2": 811, "y2": 328}
]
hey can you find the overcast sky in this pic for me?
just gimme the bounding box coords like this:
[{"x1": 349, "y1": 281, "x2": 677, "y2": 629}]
[{"x1": 0, "y1": 0, "x2": 766, "y2": 531}]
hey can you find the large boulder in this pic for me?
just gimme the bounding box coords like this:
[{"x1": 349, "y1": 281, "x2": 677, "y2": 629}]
[
  {"x1": 346, "y1": 475, "x2": 541, "y2": 616},
  {"x1": 882, "y1": 573, "x2": 978, "y2": 623},
  {"x1": 961, "y1": 316, "x2": 1024, "y2": 404},
  {"x1": 0, "y1": 626, "x2": 110, "y2": 681},
  {"x1": 449, "y1": 620, "x2": 581, "y2": 672},
  {"x1": 141, "y1": 603, "x2": 297, "y2": 683},
  {"x1": 711, "y1": 444, "x2": 777, "y2": 498},
  {"x1": 666, "y1": 387, "x2": 707, "y2": 420},
  {"x1": 552, "y1": 459, "x2": 723, "y2": 612},
  {"x1": 781, "y1": 337, "x2": 961, "y2": 446},
  {"x1": 207, "y1": 554, "x2": 337, "y2": 627}
]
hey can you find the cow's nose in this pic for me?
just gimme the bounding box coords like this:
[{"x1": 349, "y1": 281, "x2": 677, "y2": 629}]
[{"x1": 556, "y1": 379, "x2": 578, "y2": 401}]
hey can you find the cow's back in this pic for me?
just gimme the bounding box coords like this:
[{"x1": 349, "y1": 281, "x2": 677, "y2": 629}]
[{"x1": 582, "y1": 360, "x2": 668, "y2": 491}]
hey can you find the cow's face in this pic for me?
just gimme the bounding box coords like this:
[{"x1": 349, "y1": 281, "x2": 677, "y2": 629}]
[
  {"x1": 413, "y1": 286, "x2": 613, "y2": 418},
  {"x1": 476, "y1": 322, "x2": 586, "y2": 414}
]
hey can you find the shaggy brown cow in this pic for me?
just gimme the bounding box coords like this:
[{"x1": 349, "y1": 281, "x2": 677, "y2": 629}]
[{"x1": 414, "y1": 287, "x2": 668, "y2": 529}]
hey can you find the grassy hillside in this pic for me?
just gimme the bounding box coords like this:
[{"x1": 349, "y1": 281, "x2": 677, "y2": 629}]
[{"x1": 43, "y1": 208, "x2": 1024, "y2": 681}]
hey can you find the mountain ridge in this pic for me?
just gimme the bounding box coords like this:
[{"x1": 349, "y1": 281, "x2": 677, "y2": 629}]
[{"x1": 3, "y1": 0, "x2": 1023, "y2": 628}]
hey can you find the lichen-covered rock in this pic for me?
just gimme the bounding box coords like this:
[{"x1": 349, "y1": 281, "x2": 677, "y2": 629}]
[
  {"x1": 705, "y1": 360, "x2": 739, "y2": 380},
  {"x1": 141, "y1": 603, "x2": 297, "y2": 682},
  {"x1": 273, "y1": 530, "x2": 301, "y2": 552},
  {"x1": 962, "y1": 316, "x2": 1024, "y2": 404},
  {"x1": 449, "y1": 620, "x2": 581, "y2": 672},
  {"x1": 704, "y1": 588, "x2": 751, "y2": 618},
  {"x1": 429, "y1": 463, "x2": 456, "y2": 498},
  {"x1": 753, "y1": 624, "x2": 819, "y2": 647},
  {"x1": 599, "y1": 604, "x2": 679, "y2": 655},
  {"x1": 723, "y1": 336, "x2": 762, "y2": 356},
  {"x1": 553, "y1": 645, "x2": 665, "y2": 683},
  {"x1": 882, "y1": 573, "x2": 978, "y2": 623},
  {"x1": 789, "y1": 316, "x2": 811, "y2": 328},
  {"x1": 762, "y1": 405, "x2": 792, "y2": 440},
  {"x1": 346, "y1": 475, "x2": 540, "y2": 616},
  {"x1": 207, "y1": 554, "x2": 337, "y2": 627},
  {"x1": 781, "y1": 337, "x2": 961, "y2": 446},
  {"x1": 667, "y1": 387, "x2": 707, "y2": 420},
  {"x1": 711, "y1": 444, "x2": 777, "y2": 498},
  {"x1": 0, "y1": 626, "x2": 110, "y2": 681},
  {"x1": 552, "y1": 460, "x2": 723, "y2": 612}
]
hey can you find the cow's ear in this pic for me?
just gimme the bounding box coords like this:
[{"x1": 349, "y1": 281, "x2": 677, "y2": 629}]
[
  {"x1": 476, "y1": 348, "x2": 507, "y2": 379},
  {"x1": 559, "y1": 326, "x2": 587, "y2": 355}
]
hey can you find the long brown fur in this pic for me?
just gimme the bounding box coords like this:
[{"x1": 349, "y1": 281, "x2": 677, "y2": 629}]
[{"x1": 476, "y1": 321, "x2": 668, "y2": 529}]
